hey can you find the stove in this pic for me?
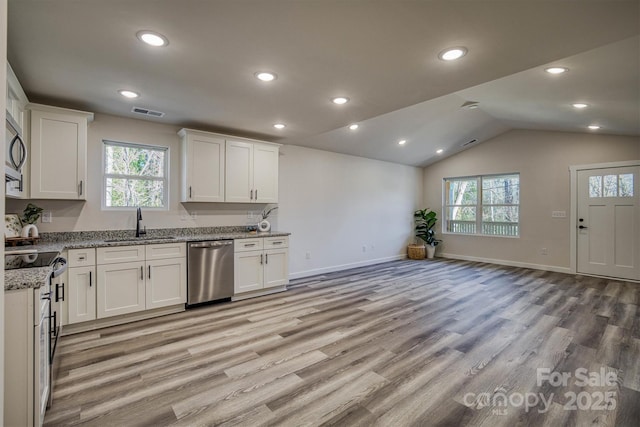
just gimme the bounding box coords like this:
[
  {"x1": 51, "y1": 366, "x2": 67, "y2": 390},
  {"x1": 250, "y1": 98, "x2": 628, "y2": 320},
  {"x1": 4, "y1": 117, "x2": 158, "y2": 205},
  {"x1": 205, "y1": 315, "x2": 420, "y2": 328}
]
[{"x1": 5, "y1": 251, "x2": 61, "y2": 270}]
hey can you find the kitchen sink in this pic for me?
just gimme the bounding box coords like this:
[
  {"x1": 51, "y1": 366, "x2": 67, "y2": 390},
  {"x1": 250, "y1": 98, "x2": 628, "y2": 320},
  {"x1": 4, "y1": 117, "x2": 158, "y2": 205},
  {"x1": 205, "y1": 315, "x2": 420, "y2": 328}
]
[{"x1": 103, "y1": 236, "x2": 178, "y2": 243}]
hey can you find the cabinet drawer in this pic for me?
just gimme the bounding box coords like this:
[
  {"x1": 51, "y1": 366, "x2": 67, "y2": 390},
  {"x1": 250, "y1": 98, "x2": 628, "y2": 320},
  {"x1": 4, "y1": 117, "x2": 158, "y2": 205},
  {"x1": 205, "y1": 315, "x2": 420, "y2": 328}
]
[
  {"x1": 234, "y1": 238, "x2": 264, "y2": 252},
  {"x1": 97, "y1": 245, "x2": 145, "y2": 265},
  {"x1": 264, "y1": 236, "x2": 289, "y2": 249},
  {"x1": 145, "y1": 243, "x2": 186, "y2": 261},
  {"x1": 68, "y1": 248, "x2": 96, "y2": 267}
]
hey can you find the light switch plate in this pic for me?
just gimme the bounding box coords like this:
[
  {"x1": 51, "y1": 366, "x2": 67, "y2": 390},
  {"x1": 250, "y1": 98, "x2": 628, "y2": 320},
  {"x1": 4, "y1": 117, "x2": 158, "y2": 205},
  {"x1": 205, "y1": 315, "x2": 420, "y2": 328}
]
[
  {"x1": 552, "y1": 211, "x2": 566, "y2": 218},
  {"x1": 41, "y1": 211, "x2": 52, "y2": 223}
]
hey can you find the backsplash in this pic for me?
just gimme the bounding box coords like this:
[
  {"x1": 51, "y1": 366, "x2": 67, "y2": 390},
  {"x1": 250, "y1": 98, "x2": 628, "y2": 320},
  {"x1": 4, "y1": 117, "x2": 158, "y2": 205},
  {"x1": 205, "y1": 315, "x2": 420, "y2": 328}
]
[{"x1": 37, "y1": 226, "x2": 250, "y2": 243}]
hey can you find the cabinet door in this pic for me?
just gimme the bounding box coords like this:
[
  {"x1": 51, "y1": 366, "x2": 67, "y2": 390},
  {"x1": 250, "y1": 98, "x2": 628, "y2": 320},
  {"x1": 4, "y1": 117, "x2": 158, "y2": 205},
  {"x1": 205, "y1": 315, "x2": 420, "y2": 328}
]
[
  {"x1": 67, "y1": 266, "x2": 96, "y2": 324},
  {"x1": 234, "y1": 251, "x2": 264, "y2": 294},
  {"x1": 96, "y1": 262, "x2": 145, "y2": 318},
  {"x1": 263, "y1": 248, "x2": 289, "y2": 288},
  {"x1": 146, "y1": 258, "x2": 187, "y2": 309},
  {"x1": 253, "y1": 144, "x2": 279, "y2": 203},
  {"x1": 30, "y1": 108, "x2": 88, "y2": 200},
  {"x1": 225, "y1": 140, "x2": 253, "y2": 202},
  {"x1": 183, "y1": 133, "x2": 225, "y2": 202}
]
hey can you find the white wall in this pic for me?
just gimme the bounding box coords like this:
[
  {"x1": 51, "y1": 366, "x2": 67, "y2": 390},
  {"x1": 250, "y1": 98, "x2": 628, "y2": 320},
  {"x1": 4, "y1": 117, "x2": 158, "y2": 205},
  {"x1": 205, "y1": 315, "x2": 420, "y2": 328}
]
[
  {"x1": 278, "y1": 145, "x2": 423, "y2": 278},
  {"x1": 423, "y1": 129, "x2": 640, "y2": 271},
  {"x1": 6, "y1": 113, "x2": 424, "y2": 277}
]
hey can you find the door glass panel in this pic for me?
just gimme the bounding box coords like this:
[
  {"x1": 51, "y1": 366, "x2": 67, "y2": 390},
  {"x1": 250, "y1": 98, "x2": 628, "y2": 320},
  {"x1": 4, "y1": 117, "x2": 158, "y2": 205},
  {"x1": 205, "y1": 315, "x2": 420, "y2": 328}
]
[
  {"x1": 589, "y1": 176, "x2": 602, "y2": 198},
  {"x1": 619, "y1": 174, "x2": 634, "y2": 197},
  {"x1": 603, "y1": 175, "x2": 618, "y2": 197}
]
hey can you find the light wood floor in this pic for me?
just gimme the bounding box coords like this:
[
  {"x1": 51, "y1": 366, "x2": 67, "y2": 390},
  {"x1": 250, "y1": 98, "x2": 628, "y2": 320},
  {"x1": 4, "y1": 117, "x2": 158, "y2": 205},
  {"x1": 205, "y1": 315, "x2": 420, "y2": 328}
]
[{"x1": 45, "y1": 258, "x2": 640, "y2": 426}]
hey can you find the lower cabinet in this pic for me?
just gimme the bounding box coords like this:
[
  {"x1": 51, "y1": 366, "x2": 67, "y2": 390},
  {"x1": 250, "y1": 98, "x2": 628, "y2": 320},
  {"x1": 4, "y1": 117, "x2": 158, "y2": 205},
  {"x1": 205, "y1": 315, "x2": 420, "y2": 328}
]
[
  {"x1": 97, "y1": 261, "x2": 146, "y2": 318},
  {"x1": 234, "y1": 236, "x2": 289, "y2": 295},
  {"x1": 66, "y1": 243, "x2": 186, "y2": 324}
]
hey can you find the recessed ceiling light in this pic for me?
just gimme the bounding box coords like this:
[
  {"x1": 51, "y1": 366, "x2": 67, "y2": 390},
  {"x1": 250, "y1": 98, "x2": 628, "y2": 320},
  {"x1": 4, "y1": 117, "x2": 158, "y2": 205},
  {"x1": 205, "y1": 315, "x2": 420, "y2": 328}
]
[
  {"x1": 545, "y1": 67, "x2": 568, "y2": 74},
  {"x1": 436, "y1": 149, "x2": 444, "y2": 154},
  {"x1": 438, "y1": 47, "x2": 468, "y2": 61},
  {"x1": 255, "y1": 72, "x2": 277, "y2": 82},
  {"x1": 588, "y1": 125, "x2": 601, "y2": 130},
  {"x1": 398, "y1": 140, "x2": 407, "y2": 145},
  {"x1": 332, "y1": 97, "x2": 349, "y2": 105},
  {"x1": 273, "y1": 123, "x2": 286, "y2": 129},
  {"x1": 348, "y1": 124, "x2": 359, "y2": 130},
  {"x1": 118, "y1": 90, "x2": 140, "y2": 99},
  {"x1": 136, "y1": 30, "x2": 169, "y2": 47},
  {"x1": 572, "y1": 103, "x2": 589, "y2": 109}
]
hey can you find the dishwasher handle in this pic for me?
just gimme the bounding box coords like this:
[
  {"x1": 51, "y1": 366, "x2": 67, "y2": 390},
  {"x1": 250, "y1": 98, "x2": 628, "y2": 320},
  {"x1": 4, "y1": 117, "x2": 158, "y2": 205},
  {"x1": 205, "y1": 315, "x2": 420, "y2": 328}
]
[{"x1": 189, "y1": 241, "x2": 233, "y2": 249}]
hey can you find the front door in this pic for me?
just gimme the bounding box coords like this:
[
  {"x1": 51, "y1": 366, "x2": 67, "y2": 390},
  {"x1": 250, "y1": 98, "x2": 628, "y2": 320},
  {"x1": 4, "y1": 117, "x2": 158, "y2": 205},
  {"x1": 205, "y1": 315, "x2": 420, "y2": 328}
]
[{"x1": 577, "y1": 166, "x2": 639, "y2": 281}]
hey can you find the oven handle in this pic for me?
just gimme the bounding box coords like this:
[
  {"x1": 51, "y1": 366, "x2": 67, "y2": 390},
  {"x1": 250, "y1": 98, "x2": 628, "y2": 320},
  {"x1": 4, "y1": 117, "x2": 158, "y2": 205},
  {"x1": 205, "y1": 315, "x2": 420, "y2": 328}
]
[{"x1": 51, "y1": 257, "x2": 68, "y2": 278}]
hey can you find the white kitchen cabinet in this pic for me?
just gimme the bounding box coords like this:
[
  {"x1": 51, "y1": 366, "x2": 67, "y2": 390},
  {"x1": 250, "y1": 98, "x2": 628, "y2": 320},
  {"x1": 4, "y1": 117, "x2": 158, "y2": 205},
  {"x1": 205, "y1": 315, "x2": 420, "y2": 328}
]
[
  {"x1": 225, "y1": 140, "x2": 279, "y2": 203},
  {"x1": 67, "y1": 248, "x2": 97, "y2": 324},
  {"x1": 96, "y1": 243, "x2": 187, "y2": 318},
  {"x1": 97, "y1": 261, "x2": 146, "y2": 318},
  {"x1": 29, "y1": 104, "x2": 93, "y2": 200},
  {"x1": 179, "y1": 128, "x2": 225, "y2": 202},
  {"x1": 234, "y1": 236, "x2": 289, "y2": 295},
  {"x1": 145, "y1": 243, "x2": 187, "y2": 309}
]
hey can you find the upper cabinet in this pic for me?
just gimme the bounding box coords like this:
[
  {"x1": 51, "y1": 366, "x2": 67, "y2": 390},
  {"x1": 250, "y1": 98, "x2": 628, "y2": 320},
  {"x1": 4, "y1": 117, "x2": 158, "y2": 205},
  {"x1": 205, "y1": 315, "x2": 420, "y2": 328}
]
[
  {"x1": 226, "y1": 140, "x2": 279, "y2": 203},
  {"x1": 6, "y1": 63, "x2": 28, "y2": 134},
  {"x1": 29, "y1": 104, "x2": 93, "y2": 200},
  {"x1": 179, "y1": 129, "x2": 280, "y2": 203},
  {"x1": 179, "y1": 129, "x2": 225, "y2": 202}
]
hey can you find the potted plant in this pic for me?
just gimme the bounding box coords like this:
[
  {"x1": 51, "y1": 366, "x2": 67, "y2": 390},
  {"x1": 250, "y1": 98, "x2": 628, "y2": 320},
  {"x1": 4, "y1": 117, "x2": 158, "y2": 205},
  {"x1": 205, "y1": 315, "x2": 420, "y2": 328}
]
[
  {"x1": 20, "y1": 203, "x2": 44, "y2": 238},
  {"x1": 414, "y1": 208, "x2": 442, "y2": 259}
]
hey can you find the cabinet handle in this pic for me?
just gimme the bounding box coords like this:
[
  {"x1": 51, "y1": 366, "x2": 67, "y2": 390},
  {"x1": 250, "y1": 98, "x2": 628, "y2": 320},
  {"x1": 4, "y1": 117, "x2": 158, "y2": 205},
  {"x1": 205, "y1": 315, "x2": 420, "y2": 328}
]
[
  {"x1": 189, "y1": 186, "x2": 192, "y2": 199},
  {"x1": 50, "y1": 311, "x2": 57, "y2": 335},
  {"x1": 148, "y1": 265, "x2": 151, "y2": 279},
  {"x1": 265, "y1": 253, "x2": 268, "y2": 264},
  {"x1": 273, "y1": 241, "x2": 283, "y2": 245},
  {"x1": 140, "y1": 266, "x2": 144, "y2": 280},
  {"x1": 89, "y1": 271, "x2": 92, "y2": 287},
  {"x1": 255, "y1": 189, "x2": 258, "y2": 200},
  {"x1": 245, "y1": 243, "x2": 256, "y2": 247},
  {"x1": 79, "y1": 180, "x2": 83, "y2": 196},
  {"x1": 260, "y1": 254, "x2": 263, "y2": 265},
  {"x1": 250, "y1": 189, "x2": 254, "y2": 200}
]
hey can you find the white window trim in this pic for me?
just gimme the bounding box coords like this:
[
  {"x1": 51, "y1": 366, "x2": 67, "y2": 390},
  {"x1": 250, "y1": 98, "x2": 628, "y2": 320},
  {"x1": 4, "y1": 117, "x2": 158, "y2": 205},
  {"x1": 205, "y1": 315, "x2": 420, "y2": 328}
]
[
  {"x1": 442, "y1": 172, "x2": 520, "y2": 238},
  {"x1": 101, "y1": 139, "x2": 170, "y2": 211}
]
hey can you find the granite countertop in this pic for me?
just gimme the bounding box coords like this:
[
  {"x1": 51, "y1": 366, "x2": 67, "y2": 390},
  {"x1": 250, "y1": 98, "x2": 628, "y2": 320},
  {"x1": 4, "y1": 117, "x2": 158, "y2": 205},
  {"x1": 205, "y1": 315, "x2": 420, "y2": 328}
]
[{"x1": 5, "y1": 227, "x2": 290, "y2": 291}]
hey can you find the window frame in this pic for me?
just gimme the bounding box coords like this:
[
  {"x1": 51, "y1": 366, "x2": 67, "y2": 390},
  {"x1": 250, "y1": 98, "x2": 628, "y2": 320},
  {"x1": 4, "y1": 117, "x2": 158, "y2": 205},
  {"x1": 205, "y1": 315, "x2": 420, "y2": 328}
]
[
  {"x1": 101, "y1": 139, "x2": 170, "y2": 211},
  {"x1": 443, "y1": 172, "x2": 520, "y2": 238}
]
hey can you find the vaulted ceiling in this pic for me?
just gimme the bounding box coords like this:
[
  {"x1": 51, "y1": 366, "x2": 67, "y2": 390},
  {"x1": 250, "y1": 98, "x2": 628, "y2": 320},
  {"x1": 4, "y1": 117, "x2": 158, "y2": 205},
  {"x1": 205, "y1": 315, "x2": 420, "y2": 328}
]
[{"x1": 7, "y1": 0, "x2": 640, "y2": 166}]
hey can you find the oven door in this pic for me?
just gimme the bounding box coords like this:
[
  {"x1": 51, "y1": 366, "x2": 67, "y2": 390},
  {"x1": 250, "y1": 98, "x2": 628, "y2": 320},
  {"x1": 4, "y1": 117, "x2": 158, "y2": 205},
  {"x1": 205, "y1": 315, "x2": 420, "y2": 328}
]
[{"x1": 34, "y1": 293, "x2": 51, "y2": 426}]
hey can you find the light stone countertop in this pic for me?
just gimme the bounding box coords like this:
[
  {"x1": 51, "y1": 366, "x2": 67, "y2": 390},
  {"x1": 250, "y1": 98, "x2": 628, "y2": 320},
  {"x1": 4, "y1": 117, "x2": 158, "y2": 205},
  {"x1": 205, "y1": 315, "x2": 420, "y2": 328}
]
[{"x1": 5, "y1": 227, "x2": 290, "y2": 291}]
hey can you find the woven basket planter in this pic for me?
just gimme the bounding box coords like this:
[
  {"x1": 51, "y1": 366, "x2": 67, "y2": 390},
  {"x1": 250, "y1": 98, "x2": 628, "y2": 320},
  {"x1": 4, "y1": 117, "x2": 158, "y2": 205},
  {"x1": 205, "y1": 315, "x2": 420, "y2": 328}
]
[{"x1": 407, "y1": 244, "x2": 426, "y2": 260}]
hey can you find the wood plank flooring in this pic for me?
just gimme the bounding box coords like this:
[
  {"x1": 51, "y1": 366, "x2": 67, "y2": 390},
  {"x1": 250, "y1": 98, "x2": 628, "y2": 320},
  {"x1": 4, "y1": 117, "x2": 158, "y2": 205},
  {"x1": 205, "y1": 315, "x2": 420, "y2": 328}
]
[{"x1": 44, "y1": 258, "x2": 640, "y2": 426}]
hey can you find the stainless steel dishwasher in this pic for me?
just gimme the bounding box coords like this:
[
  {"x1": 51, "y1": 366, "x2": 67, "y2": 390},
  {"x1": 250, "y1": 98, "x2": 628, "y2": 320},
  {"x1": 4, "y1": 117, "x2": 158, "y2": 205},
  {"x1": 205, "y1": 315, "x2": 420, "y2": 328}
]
[{"x1": 187, "y1": 240, "x2": 234, "y2": 306}]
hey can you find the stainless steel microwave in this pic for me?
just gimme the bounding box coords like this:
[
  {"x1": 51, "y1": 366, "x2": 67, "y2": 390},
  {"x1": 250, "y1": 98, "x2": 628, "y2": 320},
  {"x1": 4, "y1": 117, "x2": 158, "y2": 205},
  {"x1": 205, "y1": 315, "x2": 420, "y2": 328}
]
[{"x1": 5, "y1": 113, "x2": 26, "y2": 198}]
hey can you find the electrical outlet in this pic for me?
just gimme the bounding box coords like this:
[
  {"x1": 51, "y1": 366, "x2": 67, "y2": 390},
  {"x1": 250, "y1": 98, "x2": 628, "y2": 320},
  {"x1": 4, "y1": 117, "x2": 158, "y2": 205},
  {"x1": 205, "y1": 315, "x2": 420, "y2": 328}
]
[
  {"x1": 180, "y1": 212, "x2": 189, "y2": 221},
  {"x1": 41, "y1": 211, "x2": 52, "y2": 223},
  {"x1": 541, "y1": 248, "x2": 548, "y2": 255},
  {"x1": 305, "y1": 252, "x2": 311, "y2": 260},
  {"x1": 247, "y1": 211, "x2": 253, "y2": 219},
  {"x1": 190, "y1": 211, "x2": 197, "y2": 219}
]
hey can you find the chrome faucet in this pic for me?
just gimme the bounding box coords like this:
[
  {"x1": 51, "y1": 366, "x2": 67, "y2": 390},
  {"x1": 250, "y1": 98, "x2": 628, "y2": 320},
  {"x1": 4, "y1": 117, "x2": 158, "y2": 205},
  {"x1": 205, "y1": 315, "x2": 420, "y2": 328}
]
[{"x1": 136, "y1": 207, "x2": 146, "y2": 238}]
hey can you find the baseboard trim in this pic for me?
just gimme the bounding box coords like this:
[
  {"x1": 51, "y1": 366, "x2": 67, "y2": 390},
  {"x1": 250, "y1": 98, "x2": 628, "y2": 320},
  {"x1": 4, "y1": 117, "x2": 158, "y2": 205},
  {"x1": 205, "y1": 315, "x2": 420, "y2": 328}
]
[
  {"x1": 290, "y1": 254, "x2": 407, "y2": 280},
  {"x1": 439, "y1": 252, "x2": 572, "y2": 274}
]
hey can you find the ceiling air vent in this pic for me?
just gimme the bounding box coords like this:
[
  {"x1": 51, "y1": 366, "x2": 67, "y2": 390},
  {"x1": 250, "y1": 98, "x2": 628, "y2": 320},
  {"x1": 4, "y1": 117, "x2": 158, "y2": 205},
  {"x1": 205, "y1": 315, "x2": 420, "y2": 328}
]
[
  {"x1": 462, "y1": 139, "x2": 477, "y2": 147},
  {"x1": 132, "y1": 107, "x2": 165, "y2": 118}
]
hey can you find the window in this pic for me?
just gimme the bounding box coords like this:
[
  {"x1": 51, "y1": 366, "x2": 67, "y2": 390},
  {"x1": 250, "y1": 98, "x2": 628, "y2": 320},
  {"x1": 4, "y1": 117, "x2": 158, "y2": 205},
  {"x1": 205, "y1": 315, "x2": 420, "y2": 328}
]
[
  {"x1": 103, "y1": 140, "x2": 168, "y2": 209},
  {"x1": 589, "y1": 174, "x2": 634, "y2": 198},
  {"x1": 444, "y1": 173, "x2": 520, "y2": 237}
]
